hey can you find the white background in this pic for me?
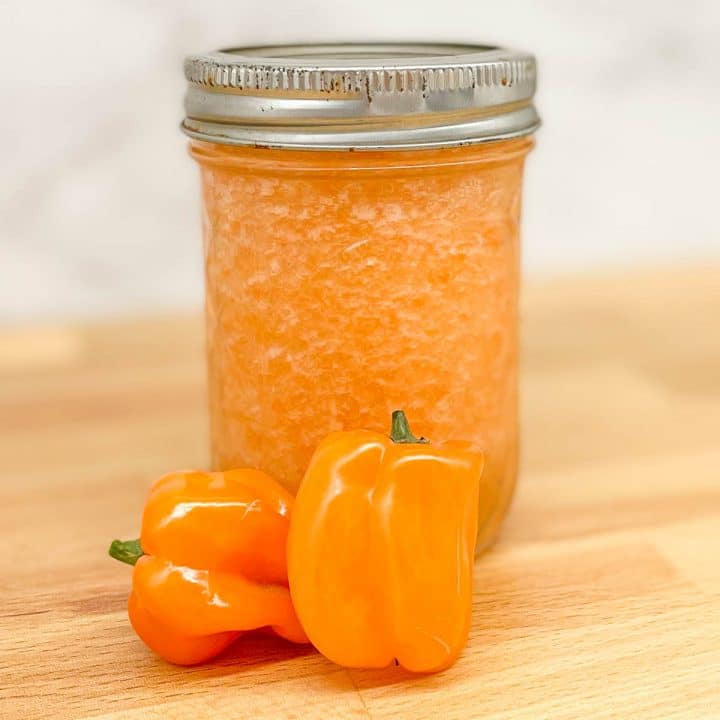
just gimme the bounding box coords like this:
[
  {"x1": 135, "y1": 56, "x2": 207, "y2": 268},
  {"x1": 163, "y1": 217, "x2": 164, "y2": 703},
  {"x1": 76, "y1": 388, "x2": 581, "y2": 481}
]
[{"x1": 1, "y1": 0, "x2": 719, "y2": 322}]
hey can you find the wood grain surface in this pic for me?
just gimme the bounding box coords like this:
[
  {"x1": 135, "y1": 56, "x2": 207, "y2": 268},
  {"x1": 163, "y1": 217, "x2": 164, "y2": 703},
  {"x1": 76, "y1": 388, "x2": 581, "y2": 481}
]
[{"x1": 1, "y1": 267, "x2": 719, "y2": 719}]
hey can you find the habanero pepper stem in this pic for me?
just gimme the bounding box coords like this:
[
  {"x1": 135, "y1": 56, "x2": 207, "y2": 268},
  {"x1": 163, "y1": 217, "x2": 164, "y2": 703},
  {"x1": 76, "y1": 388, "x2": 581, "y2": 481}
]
[
  {"x1": 389, "y1": 410, "x2": 429, "y2": 445},
  {"x1": 109, "y1": 539, "x2": 144, "y2": 565}
]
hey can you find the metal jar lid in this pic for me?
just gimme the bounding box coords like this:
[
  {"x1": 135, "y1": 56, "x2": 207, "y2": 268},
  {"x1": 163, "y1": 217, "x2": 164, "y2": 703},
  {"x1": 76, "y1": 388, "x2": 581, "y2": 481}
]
[{"x1": 182, "y1": 43, "x2": 539, "y2": 150}]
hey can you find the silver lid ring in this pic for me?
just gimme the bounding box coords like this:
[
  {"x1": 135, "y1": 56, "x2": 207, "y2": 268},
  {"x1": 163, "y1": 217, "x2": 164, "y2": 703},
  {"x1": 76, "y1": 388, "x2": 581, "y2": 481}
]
[{"x1": 182, "y1": 43, "x2": 539, "y2": 150}]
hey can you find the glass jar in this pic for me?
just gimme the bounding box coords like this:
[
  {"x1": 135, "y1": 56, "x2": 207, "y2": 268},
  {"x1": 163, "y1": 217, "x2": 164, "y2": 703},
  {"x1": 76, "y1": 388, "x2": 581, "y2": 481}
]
[{"x1": 182, "y1": 44, "x2": 539, "y2": 552}]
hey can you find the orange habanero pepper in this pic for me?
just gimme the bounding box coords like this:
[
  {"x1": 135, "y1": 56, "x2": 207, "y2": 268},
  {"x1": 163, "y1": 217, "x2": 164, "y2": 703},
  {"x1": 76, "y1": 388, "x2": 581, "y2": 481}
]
[
  {"x1": 287, "y1": 410, "x2": 483, "y2": 673},
  {"x1": 109, "y1": 469, "x2": 308, "y2": 665}
]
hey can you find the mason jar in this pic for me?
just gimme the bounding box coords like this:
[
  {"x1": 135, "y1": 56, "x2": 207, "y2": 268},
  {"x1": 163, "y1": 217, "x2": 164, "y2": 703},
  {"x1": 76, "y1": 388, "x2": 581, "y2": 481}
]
[{"x1": 182, "y1": 44, "x2": 539, "y2": 552}]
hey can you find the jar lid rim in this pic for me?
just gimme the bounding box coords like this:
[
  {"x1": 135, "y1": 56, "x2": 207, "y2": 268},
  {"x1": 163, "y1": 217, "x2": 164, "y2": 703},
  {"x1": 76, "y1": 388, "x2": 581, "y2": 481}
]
[{"x1": 182, "y1": 42, "x2": 539, "y2": 150}]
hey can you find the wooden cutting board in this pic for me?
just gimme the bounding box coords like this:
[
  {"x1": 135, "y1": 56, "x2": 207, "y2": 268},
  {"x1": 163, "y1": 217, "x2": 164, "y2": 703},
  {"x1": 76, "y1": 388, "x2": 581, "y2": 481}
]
[{"x1": 1, "y1": 267, "x2": 719, "y2": 719}]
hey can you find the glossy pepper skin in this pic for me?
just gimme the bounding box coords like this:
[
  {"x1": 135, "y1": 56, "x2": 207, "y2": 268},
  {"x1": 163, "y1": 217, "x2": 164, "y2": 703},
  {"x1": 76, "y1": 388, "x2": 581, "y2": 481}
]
[
  {"x1": 109, "y1": 469, "x2": 308, "y2": 665},
  {"x1": 287, "y1": 411, "x2": 483, "y2": 673}
]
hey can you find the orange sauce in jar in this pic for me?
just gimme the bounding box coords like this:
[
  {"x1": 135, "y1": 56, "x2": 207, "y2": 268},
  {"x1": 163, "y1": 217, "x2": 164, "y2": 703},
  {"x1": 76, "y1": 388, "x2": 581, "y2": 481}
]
[{"x1": 191, "y1": 137, "x2": 532, "y2": 551}]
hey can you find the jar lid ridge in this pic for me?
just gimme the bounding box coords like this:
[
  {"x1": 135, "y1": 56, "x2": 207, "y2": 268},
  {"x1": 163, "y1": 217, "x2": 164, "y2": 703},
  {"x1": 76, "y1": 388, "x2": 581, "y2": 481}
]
[{"x1": 182, "y1": 43, "x2": 540, "y2": 150}]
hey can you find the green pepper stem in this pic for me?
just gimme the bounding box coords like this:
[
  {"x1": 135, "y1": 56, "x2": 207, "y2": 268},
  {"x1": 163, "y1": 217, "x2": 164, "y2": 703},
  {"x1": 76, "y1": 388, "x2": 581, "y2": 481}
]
[
  {"x1": 108, "y1": 538, "x2": 144, "y2": 566},
  {"x1": 389, "y1": 410, "x2": 429, "y2": 444}
]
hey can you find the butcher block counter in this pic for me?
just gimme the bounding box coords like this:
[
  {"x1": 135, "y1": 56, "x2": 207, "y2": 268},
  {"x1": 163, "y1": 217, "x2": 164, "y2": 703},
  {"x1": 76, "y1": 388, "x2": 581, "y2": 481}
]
[{"x1": 1, "y1": 267, "x2": 719, "y2": 719}]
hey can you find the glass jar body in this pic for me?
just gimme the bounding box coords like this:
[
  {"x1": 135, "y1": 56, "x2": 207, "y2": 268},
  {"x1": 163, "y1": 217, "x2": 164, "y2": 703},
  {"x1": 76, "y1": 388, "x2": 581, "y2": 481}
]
[{"x1": 192, "y1": 137, "x2": 533, "y2": 552}]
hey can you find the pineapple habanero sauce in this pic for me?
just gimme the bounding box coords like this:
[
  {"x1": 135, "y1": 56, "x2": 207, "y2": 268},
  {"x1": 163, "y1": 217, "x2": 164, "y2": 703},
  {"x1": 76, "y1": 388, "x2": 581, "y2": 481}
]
[{"x1": 182, "y1": 44, "x2": 539, "y2": 551}]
